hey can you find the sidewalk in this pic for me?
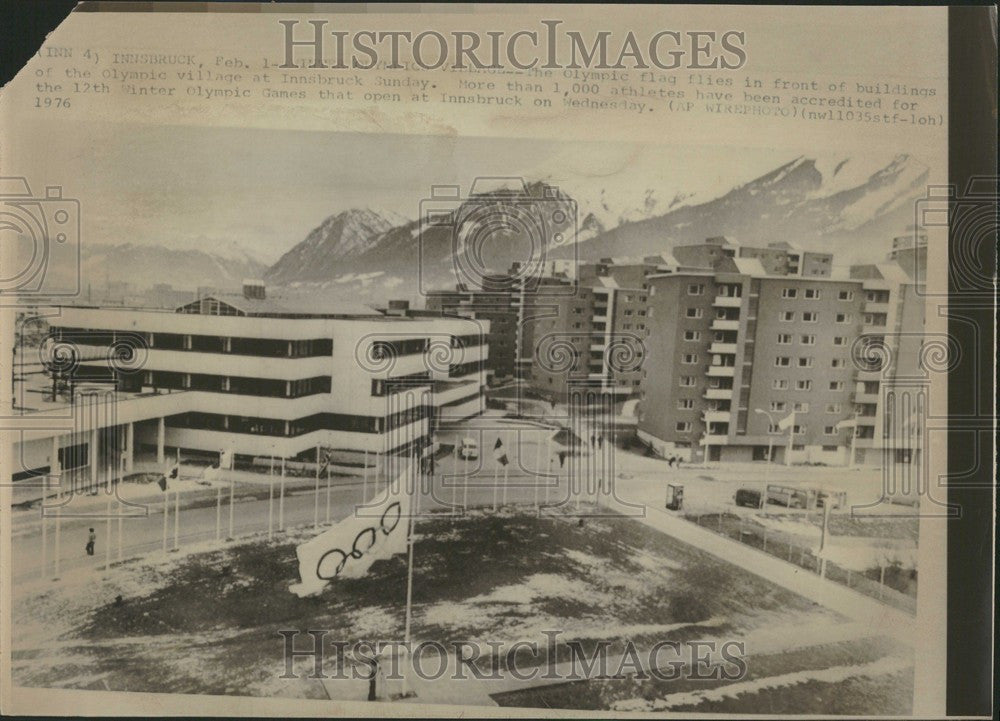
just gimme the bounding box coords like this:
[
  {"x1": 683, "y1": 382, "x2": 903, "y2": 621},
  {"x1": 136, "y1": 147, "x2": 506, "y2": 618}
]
[{"x1": 624, "y1": 502, "x2": 917, "y2": 646}]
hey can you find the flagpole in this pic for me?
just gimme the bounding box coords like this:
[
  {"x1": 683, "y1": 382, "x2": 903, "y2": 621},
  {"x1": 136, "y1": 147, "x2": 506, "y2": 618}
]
[
  {"x1": 848, "y1": 410, "x2": 859, "y2": 469},
  {"x1": 502, "y1": 464, "x2": 508, "y2": 508},
  {"x1": 402, "y1": 491, "x2": 416, "y2": 697},
  {"x1": 325, "y1": 460, "x2": 332, "y2": 523},
  {"x1": 492, "y1": 464, "x2": 498, "y2": 512},
  {"x1": 363, "y1": 449, "x2": 369, "y2": 504},
  {"x1": 215, "y1": 485, "x2": 221, "y2": 540},
  {"x1": 314, "y1": 445, "x2": 321, "y2": 530},
  {"x1": 785, "y1": 411, "x2": 795, "y2": 467},
  {"x1": 463, "y1": 453, "x2": 469, "y2": 512},
  {"x1": 162, "y1": 492, "x2": 169, "y2": 553},
  {"x1": 279, "y1": 457, "x2": 286, "y2": 531},
  {"x1": 173, "y1": 486, "x2": 180, "y2": 550},
  {"x1": 228, "y1": 476, "x2": 235, "y2": 540}
]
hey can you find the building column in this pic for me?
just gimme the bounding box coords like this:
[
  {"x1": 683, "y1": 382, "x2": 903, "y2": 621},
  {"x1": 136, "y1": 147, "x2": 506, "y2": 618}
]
[
  {"x1": 126, "y1": 422, "x2": 135, "y2": 472},
  {"x1": 156, "y1": 417, "x2": 166, "y2": 465}
]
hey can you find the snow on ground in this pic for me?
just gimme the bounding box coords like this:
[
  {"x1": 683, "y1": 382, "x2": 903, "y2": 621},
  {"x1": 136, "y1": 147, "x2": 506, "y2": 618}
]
[{"x1": 612, "y1": 655, "x2": 912, "y2": 712}]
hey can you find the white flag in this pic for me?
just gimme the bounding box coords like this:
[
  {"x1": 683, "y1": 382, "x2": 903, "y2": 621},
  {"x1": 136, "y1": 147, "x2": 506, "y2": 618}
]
[
  {"x1": 777, "y1": 412, "x2": 795, "y2": 431},
  {"x1": 289, "y1": 461, "x2": 413, "y2": 597}
]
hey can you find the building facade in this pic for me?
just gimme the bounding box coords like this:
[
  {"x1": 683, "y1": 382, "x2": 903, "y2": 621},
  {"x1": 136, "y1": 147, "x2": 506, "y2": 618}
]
[
  {"x1": 637, "y1": 237, "x2": 925, "y2": 465},
  {"x1": 12, "y1": 283, "x2": 488, "y2": 484}
]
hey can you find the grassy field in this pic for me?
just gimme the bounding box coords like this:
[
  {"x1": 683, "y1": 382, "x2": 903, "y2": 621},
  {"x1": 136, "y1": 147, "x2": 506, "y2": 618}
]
[{"x1": 12, "y1": 508, "x2": 912, "y2": 712}]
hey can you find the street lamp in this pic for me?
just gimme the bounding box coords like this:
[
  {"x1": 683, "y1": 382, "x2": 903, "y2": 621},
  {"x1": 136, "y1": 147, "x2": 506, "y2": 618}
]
[{"x1": 754, "y1": 408, "x2": 778, "y2": 510}]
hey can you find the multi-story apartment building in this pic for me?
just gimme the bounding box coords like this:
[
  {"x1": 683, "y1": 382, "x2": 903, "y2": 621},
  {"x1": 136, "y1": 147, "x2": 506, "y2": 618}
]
[
  {"x1": 529, "y1": 256, "x2": 675, "y2": 402},
  {"x1": 425, "y1": 261, "x2": 573, "y2": 382},
  {"x1": 12, "y1": 282, "x2": 488, "y2": 483},
  {"x1": 637, "y1": 238, "x2": 924, "y2": 465},
  {"x1": 888, "y1": 226, "x2": 928, "y2": 281}
]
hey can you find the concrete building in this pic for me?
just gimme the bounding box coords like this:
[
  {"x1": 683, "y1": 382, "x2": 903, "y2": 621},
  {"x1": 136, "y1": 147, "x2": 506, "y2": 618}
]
[
  {"x1": 425, "y1": 261, "x2": 573, "y2": 382},
  {"x1": 11, "y1": 282, "x2": 488, "y2": 485},
  {"x1": 636, "y1": 238, "x2": 925, "y2": 465},
  {"x1": 529, "y1": 256, "x2": 676, "y2": 402}
]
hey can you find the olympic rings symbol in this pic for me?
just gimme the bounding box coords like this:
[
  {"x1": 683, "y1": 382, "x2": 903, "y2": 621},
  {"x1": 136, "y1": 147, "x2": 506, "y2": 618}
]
[{"x1": 315, "y1": 502, "x2": 403, "y2": 581}]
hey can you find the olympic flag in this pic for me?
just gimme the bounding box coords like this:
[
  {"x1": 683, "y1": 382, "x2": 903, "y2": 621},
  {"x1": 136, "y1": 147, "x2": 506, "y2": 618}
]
[{"x1": 289, "y1": 461, "x2": 414, "y2": 597}]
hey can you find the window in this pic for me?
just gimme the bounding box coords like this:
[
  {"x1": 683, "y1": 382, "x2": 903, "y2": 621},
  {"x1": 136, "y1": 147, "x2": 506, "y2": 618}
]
[
  {"x1": 780, "y1": 311, "x2": 795, "y2": 322},
  {"x1": 800, "y1": 334, "x2": 815, "y2": 345},
  {"x1": 829, "y1": 381, "x2": 844, "y2": 391},
  {"x1": 682, "y1": 353, "x2": 698, "y2": 364},
  {"x1": 688, "y1": 284, "x2": 704, "y2": 296},
  {"x1": 838, "y1": 290, "x2": 854, "y2": 301},
  {"x1": 824, "y1": 426, "x2": 836, "y2": 435},
  {"x1": 684, "y1": 330, "x2": 701, "y2": 341},
  {"x1": 804, "y1": 288, "x2": 821, "y2": 299},
  {"x1": 773, "y1": 379, "x2": 788, "y2": 390},
  {"x1": 836, "y1": 313, "x2": 851, "y2": 323},
  {"x1": 770, "y1": 401, "x2": 786, "y2": 411},
  {"x1": 768, "y1": 423, "x2": 780, "y2": 434},
  {"x1": 781, "y1": 288, "x2": 798, "y2": 299},
  {"x1": 833, "y1": 336, "x2": 846, "y2": 346},
  {"x1": 677, "y1": 399, "x2": 694, "y2": 410},
  {"x1": 775, "y1": 356, "x2": 791, "y2": 367},
  {"x1": 826, "y1": 403, "x2": 842, "y2": 413},
  {"x1": 822, "y1": 445, "x2": 840, "y2": 452},
  {"x1": 623, "y1": 309, "x2": 633, "y2": 316},
  {"x1": 831, "y1": 358, "x2": 845, "y2": 368},
  {"x1": 686, "y1": 307, "x2": 703, "y2": 318},
  {"x1": 798, "y1": 357, "x2": 813, "y2": 368},
  {"x1": 675, "y1": 421, "x2": 692, "y2": 432},
  {"x1": 793, "y1": 425, "x2": 805, "y2": 435},
  {"x1": 796, "y1": 380, "x2": 812, "y2": 391},
  {"x1": 680, "y1": 376, "x2": 695, "y2": 387},
  {"x1": 777, "y1": 333, "x2": 792, "y2": 344},
  {"x1": 802, "y1": 312, "x2": 818, "y2": 323},
  {"x1": 794, "y1": 402, "x2": 809, "y2": 412}
]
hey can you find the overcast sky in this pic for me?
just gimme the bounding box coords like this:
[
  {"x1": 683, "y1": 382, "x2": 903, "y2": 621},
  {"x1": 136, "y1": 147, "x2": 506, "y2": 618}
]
[{"x1": 14, "y1": 119, "x2": 877, "y2": 264}]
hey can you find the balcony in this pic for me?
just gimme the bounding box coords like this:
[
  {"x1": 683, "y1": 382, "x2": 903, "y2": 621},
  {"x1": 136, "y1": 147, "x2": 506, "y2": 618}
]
[
  {"x1": 713, "y1": 295, "x2": 742, "y2": 308},
  {"x1": 864, "y1": 302, "x2": 891, "y2": 315},
  {"x1": 709, "y1": 342, "x2": 738, "y2": 355},
  {"x1": 710, "y1": 319, "x2": 740, "y2": 332},
  {"x1": 592, "y1": 315, "x2": 609, "y2": 324},
  {"x1": 703, "y1": 410, "x2": 731, "y2": 424},
  {"x1": 707, "y1": 365, "x2": 736, "y2": 377},
  {"x1": 589, "y1": 342, "x2": 606, "y2": 352},
  {"x1": 704, "y1": 387, "x2": 733, "y2": 400},
  {"x1": 703, "y1": 434, "x2": 730, "y2": 445}
]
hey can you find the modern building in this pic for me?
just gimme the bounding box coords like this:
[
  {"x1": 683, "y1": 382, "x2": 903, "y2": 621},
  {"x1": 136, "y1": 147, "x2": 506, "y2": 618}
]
[
  {"x1": 529, "y1": 256, "x2": 676, "y2": 402},
  {"x1": 425, "y1": 261, "x2": 573, "y2": 382},
  {"x1": 636, "y1": 238, "x2": 925, "y2": 465},
  {"x1": 11, "y1": 282, "x2": 488, "y2": 485}
]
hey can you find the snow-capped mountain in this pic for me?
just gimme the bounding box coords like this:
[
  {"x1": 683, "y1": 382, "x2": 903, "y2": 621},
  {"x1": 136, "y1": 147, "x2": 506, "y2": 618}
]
[
  {"x1": 261, "y1": 154, "x2": 929, "y2": 294},
  {"x1": 76, "y1": 242, "x2": 267, "y2": 293},
  {"x1": 265, "y1": 208, "x2": 408, "y2": 284}
]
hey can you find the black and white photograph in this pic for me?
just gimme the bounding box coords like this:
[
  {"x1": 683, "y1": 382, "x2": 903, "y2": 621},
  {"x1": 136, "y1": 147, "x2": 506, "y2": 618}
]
[{"x1": 0, "y1": 3, "x2": 991, "y2": 719}]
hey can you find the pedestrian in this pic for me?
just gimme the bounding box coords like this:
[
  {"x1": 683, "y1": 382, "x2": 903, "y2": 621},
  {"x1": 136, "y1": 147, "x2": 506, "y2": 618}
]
[
  {"x1": 667, "y1": 456, "x2": 675, "y2": 468},
  {"x1": 676, "y1": 457, "x2": 683, "y2": 469},
  {"x1": 85, "y1": 528, "x2": 96, "y2": 556}
]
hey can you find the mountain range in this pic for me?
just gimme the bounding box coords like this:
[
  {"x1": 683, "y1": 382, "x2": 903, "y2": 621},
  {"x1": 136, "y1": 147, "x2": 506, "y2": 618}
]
[{"x1": 51, "y1": 154, "x2": 928, "y2": 299}]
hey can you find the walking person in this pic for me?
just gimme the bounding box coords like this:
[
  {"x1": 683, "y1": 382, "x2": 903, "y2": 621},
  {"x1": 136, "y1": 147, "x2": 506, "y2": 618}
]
[{"x1": 85, "y1": 528, "x2": 96, "y2": 556}]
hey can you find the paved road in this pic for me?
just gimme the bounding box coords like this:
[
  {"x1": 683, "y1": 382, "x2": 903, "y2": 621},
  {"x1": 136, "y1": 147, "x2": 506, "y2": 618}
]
[{"x1": 11, "y1": 430, "x2": 573, "y2": 584}]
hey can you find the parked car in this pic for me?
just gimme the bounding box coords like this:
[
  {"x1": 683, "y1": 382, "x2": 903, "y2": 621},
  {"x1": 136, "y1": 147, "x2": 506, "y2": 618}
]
[
  {"x1": 766, "y1": 484, "x2": 816, "y2": 509},
  {"x1": 734, "y1": 487, "x2": 763, "y2": 509},
  {"x1": 458, "y1": 437, "x2": 479, "y2": 460}
]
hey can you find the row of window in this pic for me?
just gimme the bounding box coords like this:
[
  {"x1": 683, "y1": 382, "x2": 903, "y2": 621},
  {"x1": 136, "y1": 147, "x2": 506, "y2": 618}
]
[
  {"x1": 371, "y1": 371, "x2": 432, "y2": 397},
  {"x1": 674, "y1": 399, "x2": 846, "y2": 414},
  {"x1": 164, "y1": 405, "x2": 430, "y2": 437},
  {"x1": 146, "y1": 370, "x2": 331, "y2": 398},
  {"x1": 54, "y1": 327, "x2": 335, "y2": 359}
]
